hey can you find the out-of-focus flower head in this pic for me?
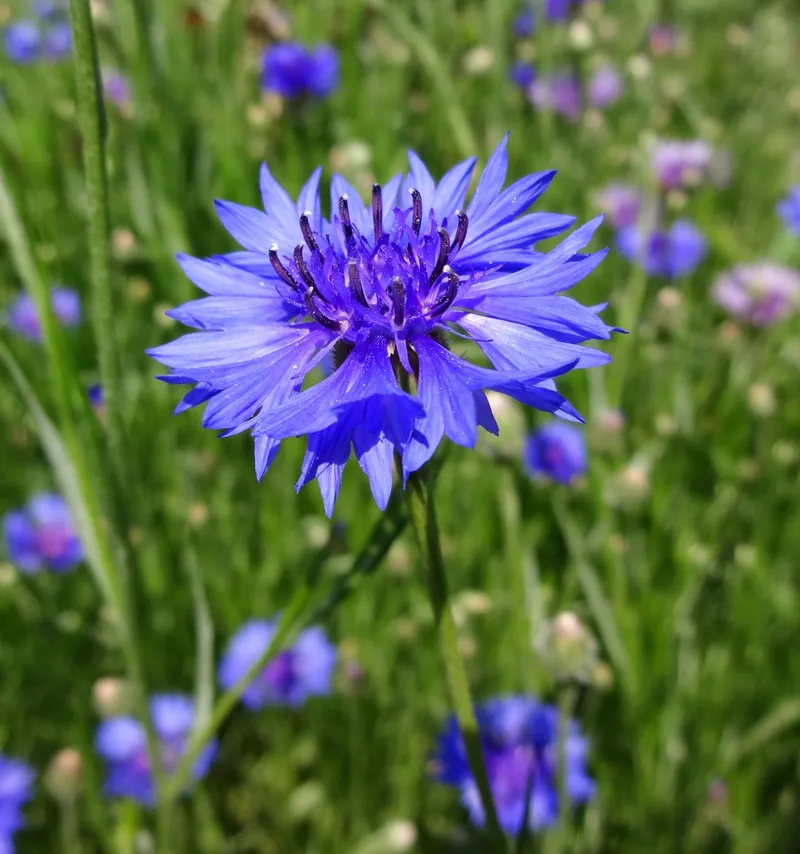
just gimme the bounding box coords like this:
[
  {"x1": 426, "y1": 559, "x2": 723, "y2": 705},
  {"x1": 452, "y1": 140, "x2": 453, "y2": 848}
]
[
  {"x1": 513, "y1": 6, "x2": 535, "y2": 38},
  {"x1": 261, "y1": 42, "x2": 339, "y2": 99},
  {"x1": 3, "y1": 492, "x2": 83, "y2": 574},
  {"x1": 432, "y1": 696, "x2": 595, "y2": 834},
  {"x1": 713, "y1": 262, "x2": 800, "y2": 326},
  {"x1": 43, "y1": 20, "x2": 70, "y2": 59},
  {"x1": 530, "y1": 71, "x2": 582, "y2": 121},
  {"x1": 616, "y1": 219, "x2": 707, "y2": 278},
  {"x1": 510, "y1": 61, "x2": 536, "y2": 89},
  {"x1": 102, "y1": 69, "x2": 131, "y2": 109},
  {"x1": 3, "y1": 21, "x2": 42, "y2": 63},
  {"x1": 5, "y1": 287, "x2": 81, "y2": 342},
  {"x1": 587, "y1": 64, "x2": 623, "y2": 109},
  {"x1": 147, "y1": 134, "x2": 615, "y2": 515},
  {"x1": 524, "y1": 422, "x2": 587, "y2": 485},
  {"x1": 777, "y1": 186, "x2": 800, "y2": 236},
  {"x1": 0, "y1": 755, "x2": 35, "y2": 852},
  {"x1": 95, "y1": 695, "x2": 217, "y2": 806},
  {"x1": 218, "y1": 618, "x2": 337, "y2": 709},
  {"x1": 649, "y1": 24, "x2": 676, "y2": 55},
  {"x1": 2, "y1": 2, "x2": 71, "y2": 63},
  {"x1": 651, "y1": 140, "x2": 717, "y2": 190},
  {"x1": 595, "y1": 184, "x2": 641, "y2": 229}
]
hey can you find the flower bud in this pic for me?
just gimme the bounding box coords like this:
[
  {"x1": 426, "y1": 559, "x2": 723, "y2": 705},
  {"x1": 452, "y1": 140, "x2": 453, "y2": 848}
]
[
  {"x1": 92, "y1": 677, "x2": 134, "y2": 718},
  {"x1": 44, "y1": 748, "x2": 83, "y2": 802},
  {"x1": 538, "y1": 611, "x2": 598, "y2": 683}
]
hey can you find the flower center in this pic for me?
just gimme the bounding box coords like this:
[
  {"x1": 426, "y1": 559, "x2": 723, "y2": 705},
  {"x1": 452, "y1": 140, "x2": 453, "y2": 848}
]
[
  {"x1": 262, "y1": 650, "x2": 297, "y2": 693},
  {"x1": 35, "y1": 525, "x2": 70, "y2": 560},
  {"x1": 268, "y1": 185, "x2": 470, "y2": 347}
]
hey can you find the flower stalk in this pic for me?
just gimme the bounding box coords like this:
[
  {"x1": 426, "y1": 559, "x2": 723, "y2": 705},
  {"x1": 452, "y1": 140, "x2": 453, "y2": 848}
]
[{"x1": 406, "y1": 469, "x2": 507, "y2": 851}]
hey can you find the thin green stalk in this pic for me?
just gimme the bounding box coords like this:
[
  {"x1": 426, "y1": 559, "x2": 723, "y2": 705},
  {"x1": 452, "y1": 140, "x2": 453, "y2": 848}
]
[
  {"x1": 552, "y1": 684, "x2": 579, "y2": 852},
  {"x1": 59, "y1": 800, "x2": 82, "y2": 854},
  {"x1": 68, "y1": 0, "x2": 124, "y2": 474},
  {"x1": 406, "y1": 470, "x2": 507, "y2": 851}
]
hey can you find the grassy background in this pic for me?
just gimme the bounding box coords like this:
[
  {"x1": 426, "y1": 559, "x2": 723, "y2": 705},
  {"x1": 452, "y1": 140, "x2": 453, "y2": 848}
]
[{"x1": 2, "y1": 0, "x2": 800, "y2": 851}]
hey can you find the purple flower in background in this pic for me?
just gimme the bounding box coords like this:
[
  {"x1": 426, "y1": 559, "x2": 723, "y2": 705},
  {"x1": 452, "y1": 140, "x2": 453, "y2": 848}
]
[
  {"x1": 510, "y1": 61, "x2": 535, "y2": 89},
  {"x1": 777, "y1": 186, "x2": 800, "y2": 236},
  {"x1": 43, "y1": 20, "x2": 70, "y2": 59},
  {"x1": 0, "y1": 755, "x2": 35, "y2": 853},
  {"x1": 546, "y1": 0, "x2": 573, "y2": 19},
  {"x1": 713, "y1": 263, "x2": 800, "y2": 326},
  {"x1": 513, "y1": 7, "x2": 535, "y2": 38},
  {"x1": 218, "y1": 618, "x2": 337, "y2": 710},
  {"x1": 95, "y1": 695, "x2": 217, "y2": 806},
  {"x1": 530, "y1": 72, "x2": 582, "y2": 121},
  {"x1": 587, "y1": 64, "x2": 623, "y2": 109},
  {"x1": 2, "y1": 493, "x2": 83, "y2": 574},
  {"x1": 524, "y1": 422, "x2": 587, "y2": 485},
  {"x1": 595, "y1": 184, "x2": 641, "y2": 229},
  {"x1": 5, "y1": 287, "x2": 81, "y2": 342},
  {"x1": 617, "y1": 219, "x2": 706, "y2": 278},
  {"x1": 3, "y1": 21, "x2": 41, "y2": 63},
  {"x1": 261, "y1": 42, "x2": 339, "y2": 99},
  {"x1": 147, "y1": 134, "x2": 614, "y2": 515},
  {"x1": 649, "y1": 24, "x2": 676, "y2": 55},
  {"x1": 651, "y1": 140, "x2": 715, "y2": 190},
  {"x1": 103, "y1": 69, "x2": 131, "y2": 108},
  {"x1": 432, "y1": 696, "x2": 595, "y2": 834}
]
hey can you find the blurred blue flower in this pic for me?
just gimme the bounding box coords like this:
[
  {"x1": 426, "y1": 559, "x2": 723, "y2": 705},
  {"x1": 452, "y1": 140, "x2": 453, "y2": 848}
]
[
  {"x1": 513, "y1": 7, "x2": 535, "y2": 38},
  {"x1": 595, "y1": 183, "x2": 641, "y2": 229},
  {"x1": 0, "y1": 755, "x2": 35, "y2": 853},
  {"x1": 432, "y1": 696, "x2": 595, "y2": 834},
  {"x1": 713, "y1": 262, "x2": 800, "y2": 326},
  {"x1": 524, "y1": 422, "x2": 586, "y2": 485},
  {"x1": 88, "y1": 383, "x2": 105, "y2": 412},
  {"x1": 95, "y1": 695, "x2": 217, "y2": 806},
  {"x1": 546, "y1": 0, "x2": 600, "y2": 20},
  {"x1": 616, "y1": 219, "x2": 706, "y2": 278},
  {"x1": 103, "y1": 69, "x2": 131, "y2": 108},
  {"x1": 5, "y1": 287, "x2": 81, "y2": 342},
  {"x1": 3, "y1": 21, "x2": 41, "y2": 63},
  {"x1": 530, "y1": 72, "x2": 582, "y2": 121},
  {"x1": 587, "y1": 64, "x2": 623, "y2": 109},
  {"x1": 510, "y1": 61, "x2": 535, "y2": 89},
  {"x1": 261, "y1": 42, "x2": 339, "y2": 99},
  {"x1": 777, "y1": 186, "x2": 800, "y2": 236},
  {"x1": 148, "y1": 134, "x2": 614, "y2": 515},
  {"x1": 651, "y1": 140, "x2": 716, "y2": 190},
  {"x1": 649, "y1": 24, "x2": 677, "y2": 55},
  {"x1": 218, "y1": 618, "x2": 337, "y2": 710},
  {"x1": 42, "y1": 20, "x2": 70, "y2": 59},
  {"x1": 2, "y1": 493, "x2": 83, "y2": 574}
]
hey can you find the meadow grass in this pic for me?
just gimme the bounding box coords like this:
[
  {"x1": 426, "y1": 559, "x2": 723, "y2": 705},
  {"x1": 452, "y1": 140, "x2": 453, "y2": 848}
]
[{"x1": 2, "y1": 0, "x2": 800, "y2": 851}]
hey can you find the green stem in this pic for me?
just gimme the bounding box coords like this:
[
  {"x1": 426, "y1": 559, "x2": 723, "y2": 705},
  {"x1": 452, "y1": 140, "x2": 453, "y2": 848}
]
[
  {"x1": 406, "y1": 470, "x2": 507, "y2": 851},
  {"x1": 68, "y1": 0, "x2": 124, "y2": 475},
  {"x1": 552, "y1": 684, "x2": 579, "y2": 853},
  {"x1": 59, "y1": 800, "x2": 82, "y2": 854}
]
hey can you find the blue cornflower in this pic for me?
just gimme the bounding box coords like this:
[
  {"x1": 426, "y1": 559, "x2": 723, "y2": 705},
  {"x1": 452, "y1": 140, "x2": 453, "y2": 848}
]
[
  {"x1": 513, "y1": 7, "x2": 535, "y2": 38},
  {"x1": 218, "y1": 618, "x2": 337, "y2": 710},
  {"x1": 147, "y1": 134, "x2": 615, "y2": 516},
  {"x1": 95, "y1": 695, "x2": 217, "y2": 806},
  {"x1": 777, "y1": 186, "x2": 800, "y2": 236},
  {"x1": 3, "y1": 493, "x2": 83, "y2": 574},
  {"x1": 524, "y1": 422, "x2": 586, "y2": 485},
  {"x1": 261, "y1": 42, "x2": 339, "y2": 99},
  {"x1": 510, "y1": 61, "x2": 536, "y2": 89},
  {"x1": 0, "y1": 755, "x2": 35, "y2": 853},
  {"x1": 42, "y1": 20, "x2": 70, "y2": 59},
  {"x1": 545, "y1": 0, "x2": 600, "y2": 20},
  {"x1": 3, "y1": 21, "x2": 41, "y2": 63},
  {"x1": 595, "y1": 183, "x2": 641, "y2": 229},
  {"x1": 616, "y1": 219, "x2": 706, "y2": 278},
  {"x1": 5, "y1": 287, "x2": 81, "y2": 342},
  {"x1": 432, "y1": 696, "x2": 595, "y2": 835}
]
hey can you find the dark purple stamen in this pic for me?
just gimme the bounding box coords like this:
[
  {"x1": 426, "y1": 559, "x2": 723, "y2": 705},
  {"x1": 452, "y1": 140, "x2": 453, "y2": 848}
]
[
  {"x1": 451, "y1": 210, "x2": 469, "y2": 254},
  {"x1": 293, "y1": 244, "x2": 318, "y2": 292},
  {"x1": 372, "y1": 184, "x2": 383, "y2": 243},
  {"x1": 339, "y1": 194, "x2": 354, "y2": 245},
  {"x1": 269, "y1": 244, "x2": 299, "y2": 290},
  {"x1": 391, "y1": 276, "x2": 406, "y2": 327},
  {"x1": 348, "y1": 259, "x2": 368, "y2": 306},
  {"x1": 410, "y1": 188, "x2": 423, "y2": 236},
  {"x1": 299, "y1": 212, "x2": 319, "y2": 254},
  {"x1": 429, "y1": 227, "x2": 451, "y2": 285},
  {"x1": 429, "y1": 266, "x2": 460, "y2": 316},
  {"x1": 304, "y1": 288, "x2": 341, "y2": 331}
]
